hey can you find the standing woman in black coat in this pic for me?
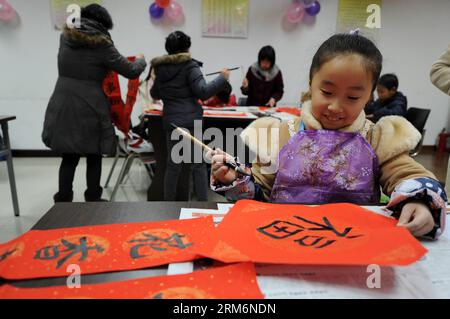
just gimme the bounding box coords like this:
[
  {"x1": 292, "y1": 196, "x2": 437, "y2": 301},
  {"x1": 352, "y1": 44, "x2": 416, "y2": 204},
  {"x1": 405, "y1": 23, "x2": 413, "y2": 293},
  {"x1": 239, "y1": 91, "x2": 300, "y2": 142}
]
[
  {"x1": 42, "y1": 4, "x2": 147, "y2": 202},
  {"x1": 150, "y1": 31, "x2": 229, "y2": 201}
]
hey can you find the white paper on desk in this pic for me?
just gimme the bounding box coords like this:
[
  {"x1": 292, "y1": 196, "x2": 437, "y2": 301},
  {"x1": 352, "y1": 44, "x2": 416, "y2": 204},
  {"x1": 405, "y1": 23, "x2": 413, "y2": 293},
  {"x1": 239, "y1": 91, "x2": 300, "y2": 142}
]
[
  {"x1": 255, "y1": 214, "x2": 449, "y2": 299},
  {"x1": 217, "y1": 203, "x2": 234, "y2": 215},
  {"x1": 418, "y1": 235, "x2": 450, "y2": 298},
  {"x1": 167, "y1": 208, "x2": 227, "y2": 275},
  {"x1": 266, "y1": 113, "x2": 298, "y2": 121},
  {"x1": 178, "y1": 208, "x2": 226, "y2": 224},
  {"x1": 256, "y1": 263, "x2": 437, "y2": 299}
]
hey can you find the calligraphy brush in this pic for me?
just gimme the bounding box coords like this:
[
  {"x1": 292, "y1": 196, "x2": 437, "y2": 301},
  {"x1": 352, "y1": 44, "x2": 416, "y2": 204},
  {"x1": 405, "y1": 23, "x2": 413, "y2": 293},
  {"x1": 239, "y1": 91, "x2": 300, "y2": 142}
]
[
  {"x1": 205, "y1": 67, "x2": 240, "y2": 76},
  {"x1": 170, "y1": 123, "x2": 251, "y2": 176}
]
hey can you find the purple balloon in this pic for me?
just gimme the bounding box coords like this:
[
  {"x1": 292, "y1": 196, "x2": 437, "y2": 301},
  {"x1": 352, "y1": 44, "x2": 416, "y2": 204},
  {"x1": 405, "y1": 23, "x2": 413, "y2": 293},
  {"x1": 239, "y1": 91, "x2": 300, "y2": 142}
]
[
  {"x1": 149, "y1": 2, "x2": 165, "y2": 19},
  {"x1": 305, "y1": 1, "x2": 320, "y2": 16}
]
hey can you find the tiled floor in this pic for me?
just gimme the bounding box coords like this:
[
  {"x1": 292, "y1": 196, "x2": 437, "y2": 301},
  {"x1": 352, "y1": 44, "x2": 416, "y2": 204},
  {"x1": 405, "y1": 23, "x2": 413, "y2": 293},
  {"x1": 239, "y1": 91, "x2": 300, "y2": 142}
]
[
  {"x1": 0, "y1": 156, "x2": 224, "y2": 243},
  {"x1": 414, "y1": 148, "x2": 449, "y2": 184},
  {"x1": 1, "y1": 149, "x2": 448, "y2": 243}
]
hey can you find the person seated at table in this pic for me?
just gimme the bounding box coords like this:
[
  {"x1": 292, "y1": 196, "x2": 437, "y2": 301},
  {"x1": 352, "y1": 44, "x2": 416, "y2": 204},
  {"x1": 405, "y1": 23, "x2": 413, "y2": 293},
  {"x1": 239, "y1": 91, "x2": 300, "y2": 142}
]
[
  {"x1": 139, "y1": 66, "x2": 164, "y2": 112},
  {"x1": 241, "y1": 45, "x2": 284, "y2": 107},
  {"x1": 150, "y1": 30, "x2": 230, "y2": 201},
  {"x1": 200, "y1": 82, "x2": 238, "y2": 107},
  {"x1": 365, "y1": 73, "x2": 408, "y2": 122},
  {"x1": 209, "y1": 33, "x2": 446, "y2": 239}
]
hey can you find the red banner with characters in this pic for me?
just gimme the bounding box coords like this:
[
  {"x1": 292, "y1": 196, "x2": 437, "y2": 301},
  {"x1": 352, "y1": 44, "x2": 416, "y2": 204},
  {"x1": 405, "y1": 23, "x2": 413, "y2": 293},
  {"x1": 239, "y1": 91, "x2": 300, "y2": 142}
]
[
  {"x1": 195, "y1": 200, "x2": 427, "y2": 266},
  {"x1": 102, "y1": 57, "x2": 140, "y2": 135},
  {"x1": 0, "y1": 217, "x2": 214, "y2": 280},
  {"x1": 0, "y1": 263, "x2": 263, "y2": 299}
]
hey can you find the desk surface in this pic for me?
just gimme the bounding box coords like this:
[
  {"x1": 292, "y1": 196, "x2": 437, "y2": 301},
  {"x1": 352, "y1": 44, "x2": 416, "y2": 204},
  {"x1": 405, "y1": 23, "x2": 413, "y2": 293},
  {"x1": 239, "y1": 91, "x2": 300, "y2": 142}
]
[
  {"x1": 142, "y1": 106, "x2": 299, "y2": 121},
  {"x1": 0, "y1": 116, "x2": 16, "y2": 123},
  {"x1": 32, "y1": 202, "x2": 217, "y2": 230},
  {"x1": 4, "y1": 202, "x2": 450, "y2": 298},
  {"x1": 1, "y1": 202, "x2": 217, "y2": 289}
]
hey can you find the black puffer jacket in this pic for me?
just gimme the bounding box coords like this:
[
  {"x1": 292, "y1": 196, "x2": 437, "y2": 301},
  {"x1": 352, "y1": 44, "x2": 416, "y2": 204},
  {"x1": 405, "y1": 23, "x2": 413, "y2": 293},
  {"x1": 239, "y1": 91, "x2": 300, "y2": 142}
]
[
  {"x1": 150, "y1": 53, "x2": 227, "y2": 129},
  {"x1": 365, "y1": 92, "x2": 408, "y2": 123},
  {"x1": 42, "y1": 19, "x2": 146, "y2": 155}
]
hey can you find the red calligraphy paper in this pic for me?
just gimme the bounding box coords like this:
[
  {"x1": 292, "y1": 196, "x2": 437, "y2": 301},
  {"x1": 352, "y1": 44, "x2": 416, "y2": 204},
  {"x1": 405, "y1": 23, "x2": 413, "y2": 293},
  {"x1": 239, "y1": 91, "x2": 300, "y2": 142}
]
[
  {"x1": 102, "y1": 56, "x2": 139, "y2": 135},
  {"x1": 275, "y1": 107, "x2": 301, "y2": 116},
  {"x1": 0, "y1": 217, "x2": 214, "y2": 280},
  {"x1": 203, "y1": 111, "x2": 248, "y2": 117},
  {"x1": 0, "y1": 263, "x2": 263, "y2": 299},
  {"x1": 196, "y1": 200, "x2": 427, "y2": 266}
]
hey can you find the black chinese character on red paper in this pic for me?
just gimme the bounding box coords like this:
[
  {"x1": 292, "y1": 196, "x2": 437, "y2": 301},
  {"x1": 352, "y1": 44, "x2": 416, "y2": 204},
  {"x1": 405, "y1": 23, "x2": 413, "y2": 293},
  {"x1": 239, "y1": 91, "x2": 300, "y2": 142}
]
[
  {"x1": 257, "y1": 215, "x2": 363, "y2": 249},
  {"x1": 34, "y1": 237, "x2": 105, "y2": 269},
  {"x1": 128, "y1": 233, "x2": 192, "y2": 259}
]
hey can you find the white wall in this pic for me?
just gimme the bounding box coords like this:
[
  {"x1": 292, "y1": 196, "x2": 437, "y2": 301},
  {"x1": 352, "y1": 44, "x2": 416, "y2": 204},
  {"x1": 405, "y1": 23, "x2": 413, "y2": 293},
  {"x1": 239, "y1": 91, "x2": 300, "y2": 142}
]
[{"x1": 1, "y1": 0, "x2": 449, "y2": 149}]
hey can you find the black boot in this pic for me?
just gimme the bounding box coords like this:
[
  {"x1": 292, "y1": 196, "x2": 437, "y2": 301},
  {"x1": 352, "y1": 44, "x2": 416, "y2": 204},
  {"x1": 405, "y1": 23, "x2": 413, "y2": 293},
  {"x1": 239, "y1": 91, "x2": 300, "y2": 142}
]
[
  {"x1": 53, "y1": 191, "x2": 74, "y2": 203},
  {"x1": 84, "y1": 188, "x2": 108, "y2": 202}
]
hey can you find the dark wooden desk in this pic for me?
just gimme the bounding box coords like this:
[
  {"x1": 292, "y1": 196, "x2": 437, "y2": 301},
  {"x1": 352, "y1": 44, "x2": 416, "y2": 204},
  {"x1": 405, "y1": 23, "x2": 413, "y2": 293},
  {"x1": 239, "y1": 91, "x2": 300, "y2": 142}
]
[
  {"x1": 143, "y1": 114, "x2": 256, "y2": 201},
  {"x1": 0, "y1": 116, "x2": 19, "y2": 217},
  {"x1": 2, "y1": 201, "x2": 217, "y2": 289}
]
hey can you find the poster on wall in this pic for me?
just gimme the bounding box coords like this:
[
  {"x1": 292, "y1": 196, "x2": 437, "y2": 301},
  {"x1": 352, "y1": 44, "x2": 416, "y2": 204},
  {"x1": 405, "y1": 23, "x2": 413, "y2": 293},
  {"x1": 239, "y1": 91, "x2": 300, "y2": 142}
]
[
  {"x1": 202, "y1": 0, "x2": 249, "y2": 38},
  {"x1": 49, "y1": 0, "x2": 102, "y2": 30},
  {"x1": 336, "y1": 0, "x2": 382, "y2": 44}
]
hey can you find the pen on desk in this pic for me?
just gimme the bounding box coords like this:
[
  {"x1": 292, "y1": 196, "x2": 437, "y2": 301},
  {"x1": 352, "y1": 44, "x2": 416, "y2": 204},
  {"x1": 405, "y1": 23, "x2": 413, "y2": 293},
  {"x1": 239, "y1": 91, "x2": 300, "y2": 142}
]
[
  {"x1": 170, "y1": 123, "x2": 251, "y2": 176},
  {"x1": 205, "y1": 67, "x2": 240, "y2": 76}
]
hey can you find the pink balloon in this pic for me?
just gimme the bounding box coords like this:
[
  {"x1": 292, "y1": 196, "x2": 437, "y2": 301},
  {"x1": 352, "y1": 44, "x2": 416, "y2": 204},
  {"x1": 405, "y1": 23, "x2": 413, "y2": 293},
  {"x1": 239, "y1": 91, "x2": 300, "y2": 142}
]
[
  {"x1": 166, "y1": 1, "x2": 184, "y2": 21},
  {"x1": 0, "y1": 0, "x2": 16, "y2": 22},
  {"x1": 285, "y1": 2, "x2": 305, "y2": 24}
]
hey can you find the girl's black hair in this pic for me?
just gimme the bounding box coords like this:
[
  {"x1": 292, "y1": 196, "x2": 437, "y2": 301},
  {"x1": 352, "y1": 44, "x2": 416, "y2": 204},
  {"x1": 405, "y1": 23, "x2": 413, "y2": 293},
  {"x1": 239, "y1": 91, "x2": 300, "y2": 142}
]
[
  {"x1": 378, "y1": 73, "x2": 399, "y2": 90},
  {"x1": 81, "y1": 4, "x2": 114, "y2": 30},
  {"x1": 309, "y1": 34, "x2": 383, "y2": 91},
  {"x1": 165, "y1": 31, "x2": 191, "y2": 55},
  {"x1": 258, "y1": 45, "x2": 276, "y2": 67},
  {"x1": 216, "y1": 82, "x2": 233, "y2": 104}
]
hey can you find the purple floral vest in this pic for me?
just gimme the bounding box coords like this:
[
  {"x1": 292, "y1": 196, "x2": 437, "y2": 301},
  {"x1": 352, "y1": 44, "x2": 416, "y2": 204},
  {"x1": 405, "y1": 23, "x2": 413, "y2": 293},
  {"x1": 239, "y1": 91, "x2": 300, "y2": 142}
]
[{"x1": 270, "y1": 121, "x2": 380, "y2": 204}]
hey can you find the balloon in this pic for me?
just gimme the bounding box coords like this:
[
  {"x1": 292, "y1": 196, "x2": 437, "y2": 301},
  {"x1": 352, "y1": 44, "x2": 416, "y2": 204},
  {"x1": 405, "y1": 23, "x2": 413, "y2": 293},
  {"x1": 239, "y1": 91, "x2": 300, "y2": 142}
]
[
  {"x1": 155, "y1": 0, "x2": 171, "y2": 9},
  {"x1": 285, "y1": 2, "x2": 305, "y2": 24},
  {"x1": 305, "y1": 1, "x2": 321, "y2": 16},
  {"x1": 149, "y1": 2, "x2": 165, "y2": 19},
  {"x1": 0, "y1": 1, "x2": 16, "y2": 22},
  {"x1": 166, "y1": 1, "x2": 184, "y2": 20},
  {"x1": 300, "y1": 0, "x2": 315, "y2": 8}
]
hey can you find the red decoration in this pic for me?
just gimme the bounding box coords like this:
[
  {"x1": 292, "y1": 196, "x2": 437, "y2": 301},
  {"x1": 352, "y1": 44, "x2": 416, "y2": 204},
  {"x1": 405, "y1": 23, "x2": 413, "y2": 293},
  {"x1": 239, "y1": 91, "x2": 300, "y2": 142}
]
[
  {"x1": 0, "y1": 263, "x2": 263, "y2": 299},
  {"x1": 102, "y1": 57, "x2": 140, "y2": 135},
  {"x1": 0, "y1": 217, "x2": 215, "y2": 280},
  {"x1": 196, "y1": 200, "x2": 427, "y2": 266}
]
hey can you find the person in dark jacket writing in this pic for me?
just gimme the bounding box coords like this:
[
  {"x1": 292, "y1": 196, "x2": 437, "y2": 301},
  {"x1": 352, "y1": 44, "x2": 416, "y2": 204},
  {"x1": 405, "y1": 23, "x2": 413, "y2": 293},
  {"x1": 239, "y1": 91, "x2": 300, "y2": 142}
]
[
  {"x1": 241, "y1": 45, "x2": 284, "y2": 107},
  {"x1": 365, "y1": 73, "x2": 407, "y2": 122},
  {"x1": 42, "y1": 4, "x2": 146, "y2": 202},
  {"x1": 150, "y1": 31, "x2": 229, "y2": 201}
]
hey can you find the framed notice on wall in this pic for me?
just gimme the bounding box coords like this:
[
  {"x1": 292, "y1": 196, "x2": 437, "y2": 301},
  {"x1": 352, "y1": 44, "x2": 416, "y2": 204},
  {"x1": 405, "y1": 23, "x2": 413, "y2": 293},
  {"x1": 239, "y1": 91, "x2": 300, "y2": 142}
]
[
  {"x1": 336, "y1": 0, "x2": 382, "y2": 44},
  {"x1": 49, "y1": 0, "x2": 102, "y2": 30},
  {"x1": 202, "y1": 0, "x2": 249, "y2": 38}
]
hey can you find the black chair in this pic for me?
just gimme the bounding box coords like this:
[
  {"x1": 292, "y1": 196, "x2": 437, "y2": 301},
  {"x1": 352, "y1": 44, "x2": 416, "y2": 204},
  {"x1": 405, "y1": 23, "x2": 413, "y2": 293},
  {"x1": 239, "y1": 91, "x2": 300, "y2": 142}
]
[
  {"x1": 405, "y1": 107, "x2": 431, "y2": 157},
  {"x1": 237, "y1": 97, "x2": 248, "y2": 106}
]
